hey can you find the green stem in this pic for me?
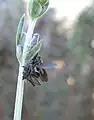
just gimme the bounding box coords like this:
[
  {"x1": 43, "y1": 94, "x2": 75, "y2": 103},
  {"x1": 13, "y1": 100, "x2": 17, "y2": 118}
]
[
  {"x1": 13, "y1": 19, "x2": 37, "y2": 120},
  {"x1": 13, "y1": 66, "x2": 24, "y2": 120}
]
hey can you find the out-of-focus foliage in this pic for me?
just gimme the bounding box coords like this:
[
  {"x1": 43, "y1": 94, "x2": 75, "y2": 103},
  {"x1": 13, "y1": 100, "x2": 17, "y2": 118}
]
[
  {"x1": 67, "y1": 5, "x2": 94, "y2": 120},
  {"x1": 68, "y1": 6, "x2": 94, "y2": 66}
]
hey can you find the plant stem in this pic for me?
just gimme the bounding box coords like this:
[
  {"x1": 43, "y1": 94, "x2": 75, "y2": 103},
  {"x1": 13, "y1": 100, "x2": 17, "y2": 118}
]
[
  {"x1": 13, "y1": 19, "x2": 37, "y2": 120},
  {"x1": 13, "y1": 66, "x2": 24, "y2": 120}
]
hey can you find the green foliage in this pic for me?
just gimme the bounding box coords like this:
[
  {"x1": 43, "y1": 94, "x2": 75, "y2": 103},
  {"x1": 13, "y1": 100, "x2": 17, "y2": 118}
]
[
  {"x1": 23, "y1": 40, "x2": 43, "y2": 63},
  {"x1": 16, "y1": 45, "x2": 23, "y2": 64},
  {"x1": 16, "y1": 14, "x2": 25, "y2": 64},
  {"x1": 14, "y1": 1, "x2": 49, "y2": 119},
  {"x1": 16, "y1": 0, "x2": 49, "y2": 64},
  {"x1": 38, "y1": 0, "x2": 47, "y2": 4},
  {"x1": 16, "y1": 14, "x2": 25, "y2": 46},
  {"x1": 28, "y1": 0, "x2": 49, "y2": 20},
  {"x1": 68, "y1": 7, "x2": 94, "y2": 65}
]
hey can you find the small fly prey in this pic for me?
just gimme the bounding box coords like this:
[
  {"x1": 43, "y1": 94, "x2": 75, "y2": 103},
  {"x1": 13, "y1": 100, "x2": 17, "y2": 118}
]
[{"x1": 22, "y1": 53, "x2": 48, "y2": 86}]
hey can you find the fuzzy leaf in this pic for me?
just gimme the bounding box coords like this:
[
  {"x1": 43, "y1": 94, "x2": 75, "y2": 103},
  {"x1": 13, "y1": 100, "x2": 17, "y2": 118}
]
[
  {"x1": 38, "y1": 0, "x2": 49, "y2": 17},
  {"x1": 28, "y1": 0, "x2": 49, "y2": 20},
  {"x1": 38, "y1": 0, "x2": 47, "y2": 5},
  {"x1": 23, "y1": 40, "x2": 43, "y2": 63},
  {"x1": 16, "y1": 14, "x2": 25, "y2": 46},
  {"x1": 16, "y1": 45, "x2": 23, "y2": 64}
]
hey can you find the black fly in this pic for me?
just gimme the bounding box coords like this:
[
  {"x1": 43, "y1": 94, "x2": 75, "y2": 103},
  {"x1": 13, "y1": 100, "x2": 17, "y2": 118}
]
[{"x1": 22, "y1": 53, "x2": 48, "y2": 86}]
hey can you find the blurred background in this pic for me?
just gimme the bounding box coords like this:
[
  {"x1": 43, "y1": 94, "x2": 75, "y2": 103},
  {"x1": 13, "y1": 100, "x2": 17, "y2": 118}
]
[{"x1": 0, "y1": 0, "x2": 94, "y2": 120}]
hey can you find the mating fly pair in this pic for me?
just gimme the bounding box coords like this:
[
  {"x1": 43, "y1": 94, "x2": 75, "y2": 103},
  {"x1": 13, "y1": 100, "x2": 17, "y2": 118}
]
[{"x1": 22, "y1": 33, "x2": 49, "y2": 86}]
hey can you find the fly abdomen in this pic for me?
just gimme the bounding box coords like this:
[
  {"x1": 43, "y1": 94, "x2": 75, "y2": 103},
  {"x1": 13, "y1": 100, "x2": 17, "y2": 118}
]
[{"x1": 22, "y1": 64, "x2": 32, "y2": 80}]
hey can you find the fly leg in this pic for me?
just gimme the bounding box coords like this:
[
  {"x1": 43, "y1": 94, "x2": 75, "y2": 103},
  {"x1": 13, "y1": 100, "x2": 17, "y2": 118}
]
[{"x1": 26, "y1": 78, "x2": 35, "y2": 86}]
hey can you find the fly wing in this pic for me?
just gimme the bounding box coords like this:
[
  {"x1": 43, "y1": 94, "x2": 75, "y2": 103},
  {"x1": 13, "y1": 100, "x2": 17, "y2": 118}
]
[
  {"x1": 36, "y1": 67, "x2": 48, "y2": 82},
  {"x1": 40, "y1": 68, "x2": 48, "y2": 82},
  {"x1": 26, "y1": 76, "x2": 41, "y2": 86},
  {"x1": 32, "y1": 77, "x2": 41, "y2": 85}
]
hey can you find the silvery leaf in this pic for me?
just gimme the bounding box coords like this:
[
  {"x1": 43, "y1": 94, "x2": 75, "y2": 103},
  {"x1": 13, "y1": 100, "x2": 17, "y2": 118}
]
[
  {"x1": 16, "y1": 45, "x2": 23, "y2": 64},
  {"x1": 28, "y1": 0, "x2": 49, "y2": 20},
  {"x1": 23, "y1": 40, "x2": 43, "y2": 64},
  {"x1": 16, "y1": 14, "x2": 25, "y2": 46}
]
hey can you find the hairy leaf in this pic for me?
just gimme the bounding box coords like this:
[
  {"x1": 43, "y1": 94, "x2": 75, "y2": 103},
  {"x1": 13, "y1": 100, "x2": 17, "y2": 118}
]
[
  {"x1": 16, "y1": 45, "x2": 23, "y2": 64},
  {"x1": 23, "y1": 40, "x2": 43, "y2": 63},
  {"x1": 28, "y1": 0, "x2": 49, "y2": 20},
  {"x1": 16, "y1": 14, "x2": 25, "y2": 46}
]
